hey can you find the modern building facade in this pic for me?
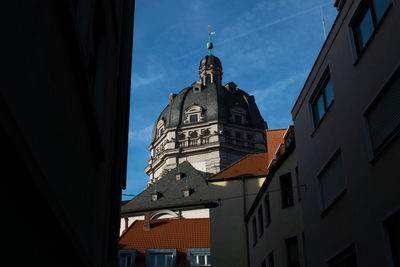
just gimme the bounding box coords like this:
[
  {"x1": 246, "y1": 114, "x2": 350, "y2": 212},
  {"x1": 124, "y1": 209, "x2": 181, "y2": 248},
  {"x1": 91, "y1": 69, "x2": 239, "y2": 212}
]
[
  {"x1": 1, "y1": 1, "x2": 134, "y2": 266},
  {"x1": 291, "y1": 0, "x2": 400, "y2": 266},
  {"x1": 246, "y1": 126, "x2": 306, "y2": 267}
]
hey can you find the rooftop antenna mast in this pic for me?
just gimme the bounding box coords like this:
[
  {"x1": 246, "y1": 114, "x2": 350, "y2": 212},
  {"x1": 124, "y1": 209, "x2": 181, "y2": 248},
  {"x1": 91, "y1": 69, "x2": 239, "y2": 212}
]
[
  {"x1": 320, "y1": 5, "x2": 327, "y2": 39},
  {"x1": 207, "y1": 25, "x2": 215, "y2": 55}
]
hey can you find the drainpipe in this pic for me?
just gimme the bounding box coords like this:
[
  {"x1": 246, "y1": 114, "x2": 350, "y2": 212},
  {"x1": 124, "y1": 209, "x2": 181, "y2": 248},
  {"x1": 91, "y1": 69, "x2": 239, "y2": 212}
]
[{"x1": 242, "y1": 176, "x2": 250, "y2": 267}]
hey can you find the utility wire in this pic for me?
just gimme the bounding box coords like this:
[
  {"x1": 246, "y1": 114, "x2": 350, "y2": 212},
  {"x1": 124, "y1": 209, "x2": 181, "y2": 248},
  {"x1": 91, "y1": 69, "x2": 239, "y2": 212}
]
[{"x1": 122, "y1": 184, "x2": 307, "y2": 202}]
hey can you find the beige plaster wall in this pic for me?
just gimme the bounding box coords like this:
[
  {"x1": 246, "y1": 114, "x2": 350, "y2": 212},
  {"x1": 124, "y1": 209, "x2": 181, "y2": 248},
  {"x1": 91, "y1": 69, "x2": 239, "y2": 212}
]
[{"x1": 209, "y1": 177, "x2": 265, "y2": 267}]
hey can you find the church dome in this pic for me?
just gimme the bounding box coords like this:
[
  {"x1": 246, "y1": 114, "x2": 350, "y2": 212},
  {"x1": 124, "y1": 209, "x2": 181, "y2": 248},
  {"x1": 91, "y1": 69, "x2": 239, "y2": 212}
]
[
  {"x1": 199, "y1": 55, "x2": 222, "y2": 69},
  {"x1": 151, "y1": 55, "x2": 266, "y2": 143}
]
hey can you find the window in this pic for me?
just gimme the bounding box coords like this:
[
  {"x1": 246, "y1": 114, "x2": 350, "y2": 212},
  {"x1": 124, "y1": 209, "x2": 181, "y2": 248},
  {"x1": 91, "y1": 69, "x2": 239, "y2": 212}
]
[
  {"x1": 184, "y1": 105, "x2": 204, "y2": 124},
  {"x1": 317, "y1": 149, "x2": 346, "y2": 212},
  {"x1": 252, "y1": 217, "x2": 258, "y2": 246},
  {"x1": 264, "y1": 193, "x2": 271, "y2": 228},
  {"x1": 187, "y1": 248, "x2": 211, "y2": 267},
  {"x1": 311, "y1": 69, "x2": 333, "y2": 127},
  {"x1": 383, "y1": 210, "x2": 400, "y2": 267},
  {"x1": 285, "y1": 236, "x2": 300, "y2": 267},
  {"x1": 235, "y1": 114, "x2": 242, "y2": 124},
  {"x1": 258, "y1": 207, "x2": 264, "y2": 237},
  {"x1": 119, "y1": 250, "x2": 136, "y2": 267},
  {"x1": 280, "y1": 173, "x2": 294, "y2": 208},
  {"x1": 364, "y1": 68, "x2": 400, "y2": 159},
  {"x1": 350, "y1": 0, "x2": 392, "y2": 55},
  {"x1": 230, "y1": 106, "x2": 247, "y2": 124},
  {"x1": 190, "y1": 114, "x2": 198, "y2": 123},
  {"x1": 328, "y1": 244, "x2": 358, "y2": 267},
  {"x1": 157, "y1": 119, "x2": 166, "y2": 139},
  {"x1": 146, "y1": 249, "x2": 176, "y2": 267},
  {"x1": 295, "y1": 167, "x2": 301, "y2": 202},
  {"x1": 268, "y1": 252, "x2": 274, "y2": 267}
]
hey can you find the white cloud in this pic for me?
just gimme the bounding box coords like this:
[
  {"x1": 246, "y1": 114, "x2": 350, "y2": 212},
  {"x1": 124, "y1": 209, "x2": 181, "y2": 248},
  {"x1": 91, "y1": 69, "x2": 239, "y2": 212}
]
[
  {"x1": 250, "y1": 71, "x2": 308, "y2": 103},
  {"x1": 129, "y1": 124, "x2": 154, "y2": 145},
  {"x1": 131, "y1": 56, "x2": 166, "y2": 89}
]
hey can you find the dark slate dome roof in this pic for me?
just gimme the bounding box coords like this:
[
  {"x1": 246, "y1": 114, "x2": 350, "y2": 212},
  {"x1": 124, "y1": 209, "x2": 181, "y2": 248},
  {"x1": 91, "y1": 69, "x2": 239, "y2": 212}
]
[
  {"x1": 199, "y1": 55, "x2": 222, "y2": 69},
  {"x1": 151, "y1": 82, "x2": 266, "y2": 143}
]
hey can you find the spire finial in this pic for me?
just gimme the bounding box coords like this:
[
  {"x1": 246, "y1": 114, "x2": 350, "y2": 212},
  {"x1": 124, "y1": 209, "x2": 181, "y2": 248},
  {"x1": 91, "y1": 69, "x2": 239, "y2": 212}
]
[{"x1": 207, "y1": 25, "x2": 215, "y2": 55}]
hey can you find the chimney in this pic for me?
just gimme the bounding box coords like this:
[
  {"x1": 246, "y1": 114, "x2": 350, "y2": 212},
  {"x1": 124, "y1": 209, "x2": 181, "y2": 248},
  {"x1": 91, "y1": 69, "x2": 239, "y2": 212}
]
[
  {"x1": 124, "y1": 217, "x2": 129, "y2": 232},
  {"x1": 144, "y1": 212, "x2": 151, "y2": 230}
]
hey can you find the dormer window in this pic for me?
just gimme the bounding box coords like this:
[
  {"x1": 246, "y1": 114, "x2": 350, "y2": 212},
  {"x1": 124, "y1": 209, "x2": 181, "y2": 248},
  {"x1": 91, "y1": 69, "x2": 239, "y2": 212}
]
[
  {"x1": 152, "y1": 192, "x2": 159, "y2": 201},
  {"x1": 184, "y1": 105, "x2": 204, "y2": 124},
  {"x1": 176, "y1": 172, "x2": 183, "y2": 181},
  {"x1": 234, "y1": 114, "x2": 242, "y2": 124},
  {"x1": 230, "y1": 106, "x2": 247, "y2": 125},
  {"x1": 157, "y1": 119, "x2": 165, "y2": 138},
  {"x1": 183, "y1": 188, "x2": 192, "y2": 198},
  {"x1": 190, "y1": 114, "x2": 198, "y2": 123}
]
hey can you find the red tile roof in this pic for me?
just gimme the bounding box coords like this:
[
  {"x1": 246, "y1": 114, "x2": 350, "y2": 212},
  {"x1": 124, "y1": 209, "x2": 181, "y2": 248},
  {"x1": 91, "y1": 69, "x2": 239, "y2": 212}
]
[
  {"x1": 120, "y1": 218, "x2": 210, "y2": 253},
  {"x1": 266, "y1": 128, "x2": 287, "y2": 157},
  {"x1": 207, "y1": 153, "x2": 270, "y2": 180},
  {"x1": 207, "y1": 129, "x2": 286, "y2": 180}
]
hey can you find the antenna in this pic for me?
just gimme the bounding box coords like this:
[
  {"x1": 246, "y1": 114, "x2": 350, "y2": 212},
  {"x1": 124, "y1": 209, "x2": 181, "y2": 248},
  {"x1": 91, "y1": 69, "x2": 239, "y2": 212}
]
[{"x1": 320, "y1": 5, "x2": 327, "y2": 39}]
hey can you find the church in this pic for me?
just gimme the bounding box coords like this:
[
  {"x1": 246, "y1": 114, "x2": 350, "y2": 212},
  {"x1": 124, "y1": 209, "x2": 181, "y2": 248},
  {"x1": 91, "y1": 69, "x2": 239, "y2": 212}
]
[{"x1": 119, "y1": 41, "x2": 284, "y2": 267}]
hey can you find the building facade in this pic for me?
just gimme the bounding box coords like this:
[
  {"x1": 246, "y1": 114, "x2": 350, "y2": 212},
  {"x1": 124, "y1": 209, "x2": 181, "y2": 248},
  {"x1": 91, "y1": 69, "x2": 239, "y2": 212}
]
[
  {"x1": 291, "y1": 0, "x2": 400, "y2": 266},
  {"x1": 207, "y1": 128, "x2": 286, "y2": 267},
  {"x1": 1, "y1": 1, "x2": 134, "y2": 266},
  {"x1": 246, "y1": 127, "x2": 306, "y2": 267}
]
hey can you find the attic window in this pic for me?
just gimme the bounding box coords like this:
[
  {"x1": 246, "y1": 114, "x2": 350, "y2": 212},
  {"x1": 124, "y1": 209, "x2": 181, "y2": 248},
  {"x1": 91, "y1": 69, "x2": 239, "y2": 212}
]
[
  {"x1": 183, "y1": 188, "x2": 192, "y2": 198},
  {"x1": 230, "y1": 106, "x2": 247, "y2": 125},
  {"x1": 176, "y1": 172, "x2": 183, "y2": 181},
  {"x1": 157, "y1": 119, "x2": 166, "y2": 138},
  {"x1": 184, "y1": 105, "x2": 204, "y2": 124},
  {"x1": 190, "y1": 114, "x2": 198, "y2": 123},
  {"x1": 152, "y1": 192, "x2": 159, "y2": 201}
]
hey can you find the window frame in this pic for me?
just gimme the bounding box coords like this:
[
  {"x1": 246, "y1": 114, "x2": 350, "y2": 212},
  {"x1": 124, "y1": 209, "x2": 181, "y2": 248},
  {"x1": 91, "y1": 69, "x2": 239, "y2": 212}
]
[
  {"x1": 119, "y1": 249, "x2": 137, "y2": 267},
  {"x1": 264, "y1": 193, "x2": 271, "y2": 229},
  {"x1": 252, "y1": 217, "x2": 258, "y2": 246},
  {"x1": 285, "y1": 235, "x2": 300, "y2": 267},
  {"x1": 326, "y1": 242, "x2": 358, "y2": 267},
  {"x1": 316, "y1": 147, "x2": 347, "y2": 215},
  {"x1": 145, "y1": 248, "x2": 176, "y2": 267},
  {"x1": 362, "y1": 65, "x2": 400, "y2": 162},
  {"x1": 280, "y1": 172, "x2": 294, "y2": 209},
  {"x1": 187, "y1": 248, "x2": 211, "y2": 267},
  {"x1": 258, "y1": 206, "x2": 264, "y2": 237},
  {"x1": 348, "y1": 0, "x2": 393, "y2": 63},
  {"x1": 309, "y1": 67, "x2": 334, "y2": 132}
]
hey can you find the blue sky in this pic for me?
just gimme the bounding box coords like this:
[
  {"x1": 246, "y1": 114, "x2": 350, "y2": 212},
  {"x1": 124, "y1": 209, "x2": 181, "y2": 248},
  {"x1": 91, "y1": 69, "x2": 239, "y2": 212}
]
[{"x1": 124, "y1": 0, "x2": 338, "y2": 199}]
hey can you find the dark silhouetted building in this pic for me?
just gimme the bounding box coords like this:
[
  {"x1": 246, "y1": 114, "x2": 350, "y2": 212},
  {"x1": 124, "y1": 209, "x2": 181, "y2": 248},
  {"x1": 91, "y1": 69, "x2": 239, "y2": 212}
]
[
  {"x1": 292, "y1": 0, "x2": 400, "y2": 266},
  {"x1": 1, "y1": 1, "x2": 134, "y2": 266}
]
